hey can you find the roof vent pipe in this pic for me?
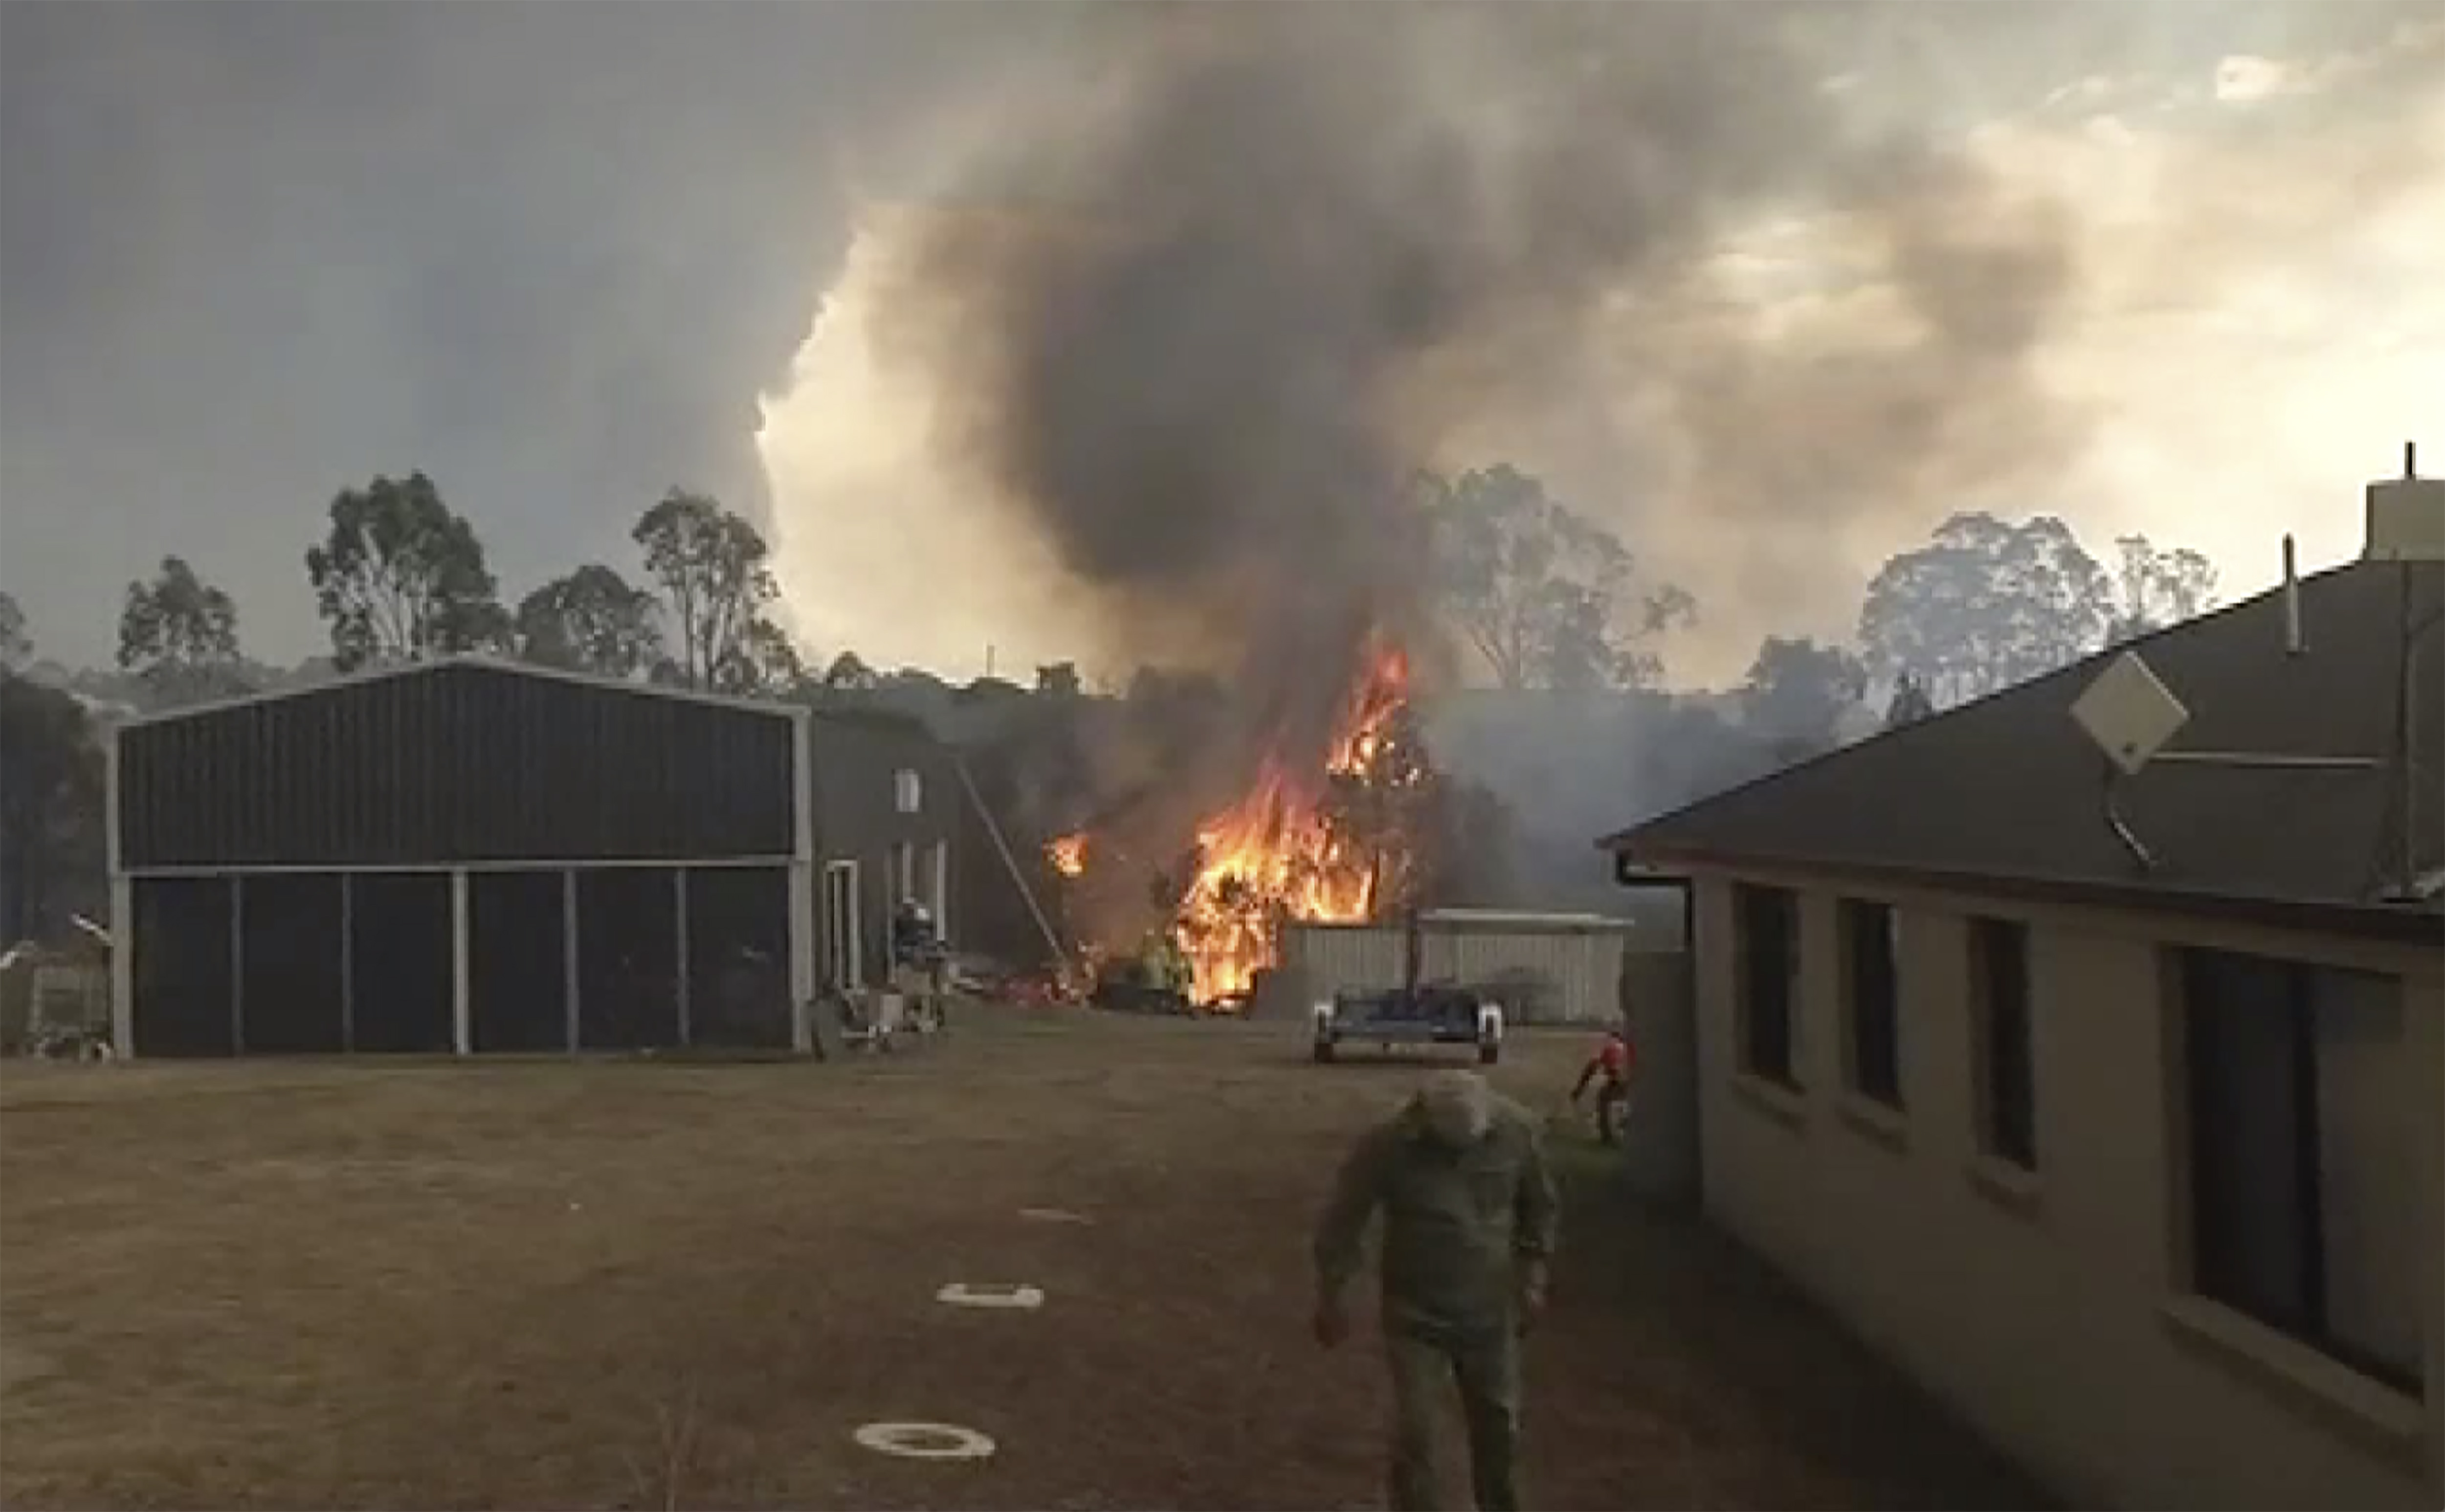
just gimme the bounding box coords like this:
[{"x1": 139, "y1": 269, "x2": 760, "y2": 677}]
[{"x1": 2282, "y1": 534, "x2": 2304, "y2": 656}]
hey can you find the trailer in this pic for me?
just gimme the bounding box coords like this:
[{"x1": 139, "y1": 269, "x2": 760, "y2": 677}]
[
  {"x1": 1281, "y1": 908, "x2": 1641, "y2": 1026},
  {"x1": 1311, "y1": 981, "x2": 1502, "y2": 1065}
]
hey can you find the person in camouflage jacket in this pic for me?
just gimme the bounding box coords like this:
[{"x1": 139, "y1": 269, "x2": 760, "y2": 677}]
[{"x1": 1313, "y1": 1069, "x2": 1560, "y2": 1512}]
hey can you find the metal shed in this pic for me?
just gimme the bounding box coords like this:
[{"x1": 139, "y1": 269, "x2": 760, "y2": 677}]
[
  {"x1": 1279, "y1": 909, "x2": 1652, "y2": 1026},
  {"x1": 104, "y1": 657, "x2": 986, "y2": 1059}
]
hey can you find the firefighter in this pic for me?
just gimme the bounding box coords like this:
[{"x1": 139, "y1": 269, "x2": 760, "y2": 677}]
[
  {"x1": 1313, "y1": 1069, "x2": 1559, "y2": 1512},
  {"x1": 1136, "y1": 928, "x2": 1192, "y2": 1009},
  {"x1": 1569, "y1": 1028, "x2": 1636, "y2": 1144},
  {"x1": 889, "y1": 898, "x2": 946, "y2": 1028},
  {"x1": 1156, "y1": 931, "x2": 1193, "y2": 1004}
]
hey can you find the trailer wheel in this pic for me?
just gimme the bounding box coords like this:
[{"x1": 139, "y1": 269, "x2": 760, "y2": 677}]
[{"x1": 1478, "y1": 1041, "x2": 1500, "y2": 1066}]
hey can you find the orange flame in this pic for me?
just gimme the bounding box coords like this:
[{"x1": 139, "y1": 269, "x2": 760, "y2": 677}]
[
  {"x1": 1173, "y1": 640, "x2": 1415, "y2": 1004},
  {"x1": 1046, "y1": 832, "x2": 1089, "y2": 878}
]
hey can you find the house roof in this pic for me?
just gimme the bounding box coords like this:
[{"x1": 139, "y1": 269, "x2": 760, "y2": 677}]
[
  {"x1": 1599, "y1": 558, "x2": 2445, "y2": 939},
  {"x1": 802, "y1": 699, "x2": 943, "y2": 743}
]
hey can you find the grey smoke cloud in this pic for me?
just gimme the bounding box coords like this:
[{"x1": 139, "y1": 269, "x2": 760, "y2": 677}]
[
  {"x1": 0, "y1": 0, "x2": 1051, "y2": 667},
  {"x1": 3, "y1": 0, "x2": 2434, "y2": 685},
  {"x1": 877, "y1": 4, "x2": 2087, "y2": 749}
]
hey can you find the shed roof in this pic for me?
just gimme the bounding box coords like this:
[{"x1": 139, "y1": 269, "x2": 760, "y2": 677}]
[
  {"x1": 1599, "y1": 558, "x2": 2444, "y2": 938},
  {"x1": 1419, "y1": 909, "x2": 1636, "y2": 933},
  {"x1": 115, "y1": 653, "x2": 801, "y2": 727}
]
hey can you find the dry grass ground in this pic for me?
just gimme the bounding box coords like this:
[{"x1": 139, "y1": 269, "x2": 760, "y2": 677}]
[{"x1": 0, "y1": 1005, "x2": 2048, "y2": 1511}]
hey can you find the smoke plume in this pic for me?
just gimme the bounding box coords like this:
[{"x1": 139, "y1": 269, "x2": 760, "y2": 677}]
[{"x1": 875, "y1": 4, "x2": 2081, "y2": 744}]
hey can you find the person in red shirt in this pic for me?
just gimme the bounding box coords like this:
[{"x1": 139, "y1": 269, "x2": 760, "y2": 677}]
[{"x1": 1569, "y1": 1029, "x2": 1635, "y2": 1144}]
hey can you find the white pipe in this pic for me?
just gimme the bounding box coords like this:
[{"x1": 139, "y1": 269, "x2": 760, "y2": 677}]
[
  {"x1": 103, "y1": 725, "x2": 131, "y2": 1056},
  {"x1": 673, "y1": 868, "x2": 691, "y2": 1048},
  {"x1": 338, "y1": 873, "x2": 355, "y2": 1054},
  {"x1": 109, "y1": 878, "x2": 133, "y2": 1059},
  {"x1": 450, "y1": 870, "x2": 472, "y2": 1056},
  {"x1": 563, "y1": 870, "x2": 582, "y2": 1055},
  {"x1": 229, "y1": 875, "x2": 246, "y2": 1055}
]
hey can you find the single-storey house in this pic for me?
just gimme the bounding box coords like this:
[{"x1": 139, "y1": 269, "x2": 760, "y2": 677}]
[
  {"x1": 105, "y1": 656, "x2": 1001, "y2": 1057},
  {"x1": 1600, "y1": 488, "x2": 2442, "y2": 1508}
]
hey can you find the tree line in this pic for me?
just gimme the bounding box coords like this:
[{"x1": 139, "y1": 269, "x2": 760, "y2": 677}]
[
  {"x1": 68, "y1": 460, "x2": 2217, "y2": 729},
  {"x1": 0, "y1": 462, "x2": 2222, "y2": 944},
  {"x1": 102, "y1": 473, "x2": 821, "y2": 705},
  {"x1": 1416, "y1": 461, "x2": 2218, "y2": 754}
]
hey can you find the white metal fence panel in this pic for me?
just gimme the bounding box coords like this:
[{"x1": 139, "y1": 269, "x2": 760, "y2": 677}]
[
  {"x1": 1280, "y1": 913, "x2": 1678, "y2": 1027},
  {"x1": 1281, "y1": 924, "x2": 1406, "y2": 998},
  {"x1": 1424, "y1": 922, "x2": 1628, "y2": 1025}
]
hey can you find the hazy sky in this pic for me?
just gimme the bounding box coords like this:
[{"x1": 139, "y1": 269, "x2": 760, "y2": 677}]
[{"x1": 4, "y1": 1, "x2": 2439, "y2": 687}]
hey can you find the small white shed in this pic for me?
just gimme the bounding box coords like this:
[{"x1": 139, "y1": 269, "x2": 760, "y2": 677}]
[{"x1": 1278, "y1": 909, "x2": 1649, "y2": 1026}]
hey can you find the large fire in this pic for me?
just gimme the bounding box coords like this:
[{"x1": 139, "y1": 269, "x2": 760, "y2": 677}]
[
  {"x1": 1172, "y1": 642, "x2": 1415, "y2": 1002},
  {"x1": 1044, "y1": 639, "x2": 1421, "y2": 1006}
]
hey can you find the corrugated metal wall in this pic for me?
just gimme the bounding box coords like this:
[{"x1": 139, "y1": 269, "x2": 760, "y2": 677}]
[
  {"x1": 117, "y1": 662, "x2": 798, "y2": 869},
  {"x1": 1282, "y1": 923, "x2": 1408, "y2": 995},
  {"x1": 1283, "y1": 916, "x2": 1665, "y2": 1025}
]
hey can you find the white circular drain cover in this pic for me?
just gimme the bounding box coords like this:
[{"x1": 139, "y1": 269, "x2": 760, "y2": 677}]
[
  {"x1": 854, "y1": 1421, "x2": 997, "y2": 1461},
  {"x1": 936, "y1": 1282, "x2": 1045, "y2": 1309},
  {"x1": 1018, "y1": 1207, "x2": 1092, "y2": 1225}
]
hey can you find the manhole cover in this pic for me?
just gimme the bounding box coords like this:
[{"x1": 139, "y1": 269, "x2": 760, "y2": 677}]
[
  {"x1": 935, "y1": 1282, "x2": 1045, "y2": 1310},
  {"x1": 1018, "y1": 1207, "x2": 1092, "y2": 1225},
  {"x1": 853, "y1": 1421, "x2": 997, "y2": 1461}
]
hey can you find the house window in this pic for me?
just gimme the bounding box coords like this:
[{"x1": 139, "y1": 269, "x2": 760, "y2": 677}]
[
  {"x1": 1734, "y1": 884, "x2": 1798, "y2": 1088},
  {"x1": 1839, "y1": 899, "x2": 1901, "y2": 1108},
  {"x1": 1969, "y1": 918, "x2": 2035, "y2": 1170},
  {"x1": 2181, "y1": 948, "x2": 2423, "y2": 1397}
]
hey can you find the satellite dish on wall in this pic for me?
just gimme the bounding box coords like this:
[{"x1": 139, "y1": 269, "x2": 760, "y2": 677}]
[{"x1": 2070, "y1": 651, "x2": 2192, "y2": 777}]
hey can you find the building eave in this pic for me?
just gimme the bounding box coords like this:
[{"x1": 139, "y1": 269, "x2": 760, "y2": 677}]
[{"x1": 1603, "y1": 841, "x2": 2445, "y2": 948}]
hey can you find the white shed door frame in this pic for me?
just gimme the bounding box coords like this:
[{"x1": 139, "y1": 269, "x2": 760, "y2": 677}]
[{"x1": 822, "y1": 860, "x2": 862, "y2": 990}]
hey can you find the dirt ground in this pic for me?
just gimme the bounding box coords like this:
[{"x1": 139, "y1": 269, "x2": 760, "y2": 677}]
[{"x1": 0, "y1": 1005, "x2": 2049, "y2": 1511}]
